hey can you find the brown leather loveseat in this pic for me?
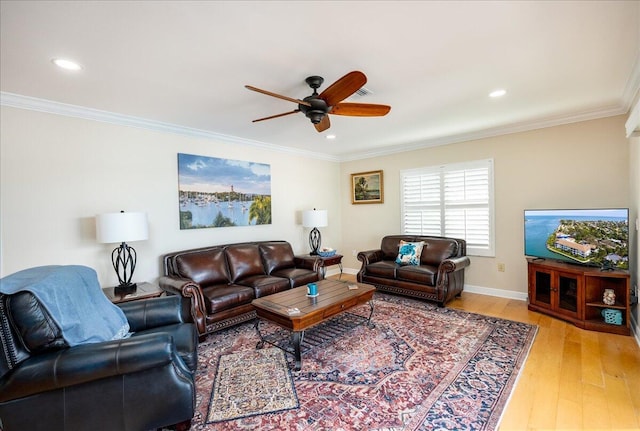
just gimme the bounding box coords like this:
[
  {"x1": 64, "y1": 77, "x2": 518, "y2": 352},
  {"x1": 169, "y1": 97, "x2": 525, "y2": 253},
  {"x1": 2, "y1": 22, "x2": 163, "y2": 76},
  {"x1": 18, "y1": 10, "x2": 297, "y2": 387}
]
[
  {"x1": 357, "y1": 235, "x2": 470, "y2": 307},
  {"x1": 160, "y1": 240, "x2": 320, "y2": 338}
]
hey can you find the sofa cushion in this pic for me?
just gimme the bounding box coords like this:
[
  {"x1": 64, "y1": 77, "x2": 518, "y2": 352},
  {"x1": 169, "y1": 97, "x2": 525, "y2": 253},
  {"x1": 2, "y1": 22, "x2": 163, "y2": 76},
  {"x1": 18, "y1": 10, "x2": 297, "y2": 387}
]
[
  {"x1": 421, "y1": 239, "x2": 458, "y2": 266},
  {"x1": 174, "y1": 248, "x2": 229, "y2": 287},
  {"x1": 366, "y1": 261, "x2": 397, "y2": 278},
  {"x1": 239, "y1": 275, "x2": 290, "y2": 298},
  {"x1": 6, "y1": 292, "x2": 68, "y2": 353},
  {"x1": 201, "y1": 284, "x2": 255, "y2": 315},
  {"x1": 259, "y1": 242, "x2": 295, "y2": 273},
  {"x1": 395, "y1": 240, "x2": 425, "y2": 266},
  {"x1": 271, "y1": 267, "x2": 318, "y2": 288},
  {"x1": 397, "y1": 264, "x2": 437, "y2": 286},
  {"x1": 225, "y1": 244, "x2": 265, "y2": 282}
]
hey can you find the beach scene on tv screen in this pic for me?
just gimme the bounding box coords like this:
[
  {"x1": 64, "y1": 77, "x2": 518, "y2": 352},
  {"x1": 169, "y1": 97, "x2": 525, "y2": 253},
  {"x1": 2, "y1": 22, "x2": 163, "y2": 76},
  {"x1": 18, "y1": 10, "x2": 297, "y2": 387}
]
[{"x1": 524, "y1": 209, "x2": 629, "y2": 269}]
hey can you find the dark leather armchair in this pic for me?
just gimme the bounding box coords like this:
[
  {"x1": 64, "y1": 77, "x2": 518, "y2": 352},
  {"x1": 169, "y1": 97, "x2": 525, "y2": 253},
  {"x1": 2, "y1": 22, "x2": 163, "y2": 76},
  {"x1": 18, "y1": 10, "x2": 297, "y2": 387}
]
[{"x1": 0, "y1": 293, "x2": 197, "y2": 431}]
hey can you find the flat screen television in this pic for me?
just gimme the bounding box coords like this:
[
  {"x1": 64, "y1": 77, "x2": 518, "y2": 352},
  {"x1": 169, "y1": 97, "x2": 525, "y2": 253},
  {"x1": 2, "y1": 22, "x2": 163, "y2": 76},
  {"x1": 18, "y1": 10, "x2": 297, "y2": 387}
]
[{"x1": 524, "y1": 208, "x2": 629, "y2": 270}]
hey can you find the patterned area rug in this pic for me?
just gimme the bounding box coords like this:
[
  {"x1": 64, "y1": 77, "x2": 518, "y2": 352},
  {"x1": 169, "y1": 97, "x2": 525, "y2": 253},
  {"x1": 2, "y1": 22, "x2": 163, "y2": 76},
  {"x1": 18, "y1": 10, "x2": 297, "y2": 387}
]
[
  {"x1": 193, "y1": 293, "x2": 537, "y2": 430},
  {"x1": 207, "y1": 347, "x2": 298, "y2": 422}
]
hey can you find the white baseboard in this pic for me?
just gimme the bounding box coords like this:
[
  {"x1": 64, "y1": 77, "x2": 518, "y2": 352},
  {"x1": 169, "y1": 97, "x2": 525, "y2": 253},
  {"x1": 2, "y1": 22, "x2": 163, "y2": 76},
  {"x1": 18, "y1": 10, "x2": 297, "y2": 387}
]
[{"x1": 462, "y1": 284, "x2": 528, "y2": 301}]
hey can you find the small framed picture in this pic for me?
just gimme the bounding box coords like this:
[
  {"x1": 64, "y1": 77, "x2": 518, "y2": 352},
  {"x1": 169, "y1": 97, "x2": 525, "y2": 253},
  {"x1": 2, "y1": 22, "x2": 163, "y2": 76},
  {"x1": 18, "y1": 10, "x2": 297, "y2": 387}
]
[{"x1": 351, "y1": 170, "x2": 384, "y2": 204}]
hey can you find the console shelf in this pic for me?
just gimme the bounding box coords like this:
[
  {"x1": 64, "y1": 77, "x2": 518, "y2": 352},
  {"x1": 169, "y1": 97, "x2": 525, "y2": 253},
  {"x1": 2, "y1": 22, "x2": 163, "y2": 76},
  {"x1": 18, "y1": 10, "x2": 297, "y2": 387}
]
[{"x1": 527, "y1": 258, "x2": 630, "y2": 336}]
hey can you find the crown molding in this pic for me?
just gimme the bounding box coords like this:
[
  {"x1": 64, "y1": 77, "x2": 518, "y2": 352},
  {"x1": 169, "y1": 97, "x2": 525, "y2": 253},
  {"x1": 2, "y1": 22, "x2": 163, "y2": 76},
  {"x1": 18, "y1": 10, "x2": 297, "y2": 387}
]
[
  {"x1": 0, "y1": 92, "x2": 340, "y2": 162},
  {"x1": 622, "y1": 50, "x2": 640, "y2": 111},
  {"x1": 340, "y1": 104, "x2": 628, "y2": 161}
]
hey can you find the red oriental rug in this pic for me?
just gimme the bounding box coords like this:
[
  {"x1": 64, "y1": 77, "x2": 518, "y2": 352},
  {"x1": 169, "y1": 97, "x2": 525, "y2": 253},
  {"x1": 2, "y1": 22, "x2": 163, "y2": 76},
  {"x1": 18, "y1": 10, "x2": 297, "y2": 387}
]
[{"x1": 190, "y1": 293, "x2": 537, "y2": 430}]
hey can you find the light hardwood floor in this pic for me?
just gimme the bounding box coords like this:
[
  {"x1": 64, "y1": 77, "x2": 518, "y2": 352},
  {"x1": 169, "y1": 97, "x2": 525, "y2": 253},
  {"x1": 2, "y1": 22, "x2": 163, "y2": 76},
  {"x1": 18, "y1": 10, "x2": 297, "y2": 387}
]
[{"x1": 336, "y1": 274, "x2": 640, "y2": 430}]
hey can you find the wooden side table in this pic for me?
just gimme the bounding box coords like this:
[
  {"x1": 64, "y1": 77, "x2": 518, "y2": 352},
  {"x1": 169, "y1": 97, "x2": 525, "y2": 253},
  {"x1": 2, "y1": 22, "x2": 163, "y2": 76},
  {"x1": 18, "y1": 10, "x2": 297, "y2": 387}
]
[
  {"x1": 310, "y1": 254, "x2": 343, "y2": 279},
  {"x1": 102, "y1": 282, "x2": 163, "y2": 304}
]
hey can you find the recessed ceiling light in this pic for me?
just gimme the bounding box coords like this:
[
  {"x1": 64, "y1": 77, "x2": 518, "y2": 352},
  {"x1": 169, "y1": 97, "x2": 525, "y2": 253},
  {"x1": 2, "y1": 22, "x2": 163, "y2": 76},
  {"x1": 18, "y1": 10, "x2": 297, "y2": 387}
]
[
  {"x1": 326, "y1": 134, "x2": 336, "y2": 140},
  {"x1": 489, "y1": 89, "x2": 506, "y2": 98},
  {"x1": 52, "y1": 58, "x2": 82, "y2": 71}
]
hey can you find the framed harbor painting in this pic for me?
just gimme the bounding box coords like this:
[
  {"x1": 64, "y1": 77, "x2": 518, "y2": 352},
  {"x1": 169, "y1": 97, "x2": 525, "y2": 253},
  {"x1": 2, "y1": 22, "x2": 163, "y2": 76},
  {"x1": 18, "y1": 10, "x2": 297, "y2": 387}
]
[
  {"x1": 351, "y1": 170, "x2": 384, "y2": 204},
  {"x1": 177, "y1": 153, "x2": 272, "y2": 229}
]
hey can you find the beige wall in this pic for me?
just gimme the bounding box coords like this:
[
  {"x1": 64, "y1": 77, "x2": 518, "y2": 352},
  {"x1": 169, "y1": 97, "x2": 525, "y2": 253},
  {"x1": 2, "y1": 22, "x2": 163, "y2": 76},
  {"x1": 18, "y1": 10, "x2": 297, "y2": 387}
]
[
  {"x1": 0, "y1": 106, "x2": 342, "y2": 286},
  {"x1": 340, "y1": 115, "x2": 630, "y2": 297}
]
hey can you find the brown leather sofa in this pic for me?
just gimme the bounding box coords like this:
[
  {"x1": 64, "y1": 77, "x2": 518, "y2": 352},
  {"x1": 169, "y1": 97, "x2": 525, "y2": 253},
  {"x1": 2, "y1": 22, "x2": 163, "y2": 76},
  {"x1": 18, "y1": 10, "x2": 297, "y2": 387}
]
[
  {"x1": 357, "y1": 235, "x2": 470, "y2": 307},
  {"x1": 160, "y1": 240, "x2": 320, "y2": 338}
]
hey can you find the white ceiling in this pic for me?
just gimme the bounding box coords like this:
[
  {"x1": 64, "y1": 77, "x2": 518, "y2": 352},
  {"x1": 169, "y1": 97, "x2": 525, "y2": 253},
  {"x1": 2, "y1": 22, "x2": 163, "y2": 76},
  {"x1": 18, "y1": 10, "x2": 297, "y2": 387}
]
[{"x1": 1, "y1": 1, "x2": 639, "y2": 161}]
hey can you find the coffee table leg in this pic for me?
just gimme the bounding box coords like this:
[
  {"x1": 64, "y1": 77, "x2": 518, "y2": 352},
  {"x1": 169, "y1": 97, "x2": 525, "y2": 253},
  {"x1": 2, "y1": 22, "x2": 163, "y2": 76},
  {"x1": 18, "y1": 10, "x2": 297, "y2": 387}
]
[
  {"x1": 366, "y1": 300, "x2": 375, "y2": 328},
  {"x1": 255, "y1": 319, "x2": 265, "y2": 349},
  {"x1": 292, "y1": 331, "x2": 303, "y2": 371}
]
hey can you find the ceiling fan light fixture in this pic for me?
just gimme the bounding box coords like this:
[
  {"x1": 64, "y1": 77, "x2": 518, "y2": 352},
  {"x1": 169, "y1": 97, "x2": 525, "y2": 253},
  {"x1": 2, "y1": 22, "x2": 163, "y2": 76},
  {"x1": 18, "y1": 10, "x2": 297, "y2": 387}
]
[
  {"x1": 52, "y1": 58, "x2": 83, "y2": 71},
  {"x1": 489, "y1": 89, "x2": 507, "y2": 98},
  {"x1": 307, "y1": 111, "x2": 325, "y2": 124}
]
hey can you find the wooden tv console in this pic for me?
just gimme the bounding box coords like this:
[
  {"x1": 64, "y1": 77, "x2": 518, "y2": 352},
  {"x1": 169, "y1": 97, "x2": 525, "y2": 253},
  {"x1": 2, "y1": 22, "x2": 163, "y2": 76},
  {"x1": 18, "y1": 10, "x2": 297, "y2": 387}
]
[{"x1": 527, "y1": 258, "x2": 630, "y2": 336}]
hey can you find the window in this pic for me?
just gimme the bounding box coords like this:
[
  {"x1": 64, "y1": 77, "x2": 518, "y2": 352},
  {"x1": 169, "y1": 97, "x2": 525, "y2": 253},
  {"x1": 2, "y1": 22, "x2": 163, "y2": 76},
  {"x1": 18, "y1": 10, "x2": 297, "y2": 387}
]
[{"x1": 400, "y1": 159, "x2": 494, "y2": 257}]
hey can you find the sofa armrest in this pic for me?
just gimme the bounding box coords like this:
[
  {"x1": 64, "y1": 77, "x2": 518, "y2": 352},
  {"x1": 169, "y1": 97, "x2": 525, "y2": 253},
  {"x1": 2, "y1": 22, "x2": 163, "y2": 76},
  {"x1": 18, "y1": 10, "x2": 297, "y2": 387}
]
[
  {"x1": 356, "y1": 249, "x2": 384, "y2": 282},
  {"x1": 119, "y1": 295, "x2": 185, "y2": 332},
  {"x1": 357, "y1": 249, "x2": 384, "y2": 265},
  {"x1": 438, "y1": 255, "x2": 471, "y2": 274},
  {"x1": 0, "y1": 333, "x2": 180, "y2": 402},
  {"x1": 158, "y1": 276, "x2": 208, "y2": 336},
  {"x1": 294, "y1": 255, "x2": 321, "y2": 274}
]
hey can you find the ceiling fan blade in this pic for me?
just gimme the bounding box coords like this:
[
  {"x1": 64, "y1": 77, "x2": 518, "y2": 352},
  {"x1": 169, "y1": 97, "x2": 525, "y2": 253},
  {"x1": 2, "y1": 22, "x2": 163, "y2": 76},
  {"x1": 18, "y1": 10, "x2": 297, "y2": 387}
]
[
  {"x1": 314, "y1": 115, "x2": 331, "y2": 132},
  {"x1": 318, "y1": 71, "x2": 367, "y2": 106},
  {"x1": 245, "y1": 85, "x2": 312, "y2": 107},
  {"x1": 330, "y1": 102, "x2": 391, "y2": 117},
  {"x1": 252, "y1": 109, "x2": 300, "y2": 123}
]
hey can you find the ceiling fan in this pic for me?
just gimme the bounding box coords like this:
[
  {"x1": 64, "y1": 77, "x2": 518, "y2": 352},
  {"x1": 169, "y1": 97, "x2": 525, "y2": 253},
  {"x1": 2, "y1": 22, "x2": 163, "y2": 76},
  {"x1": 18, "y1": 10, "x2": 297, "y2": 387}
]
[{"x1": 245, "y1": 71, "x2": 391, "y2": 132}]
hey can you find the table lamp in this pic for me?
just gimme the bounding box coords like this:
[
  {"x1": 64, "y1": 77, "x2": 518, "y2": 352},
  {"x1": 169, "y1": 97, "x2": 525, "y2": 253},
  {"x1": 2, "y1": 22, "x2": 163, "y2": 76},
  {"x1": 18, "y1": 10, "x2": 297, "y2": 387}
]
[
  {"x1": 302, "y1": 209, "x2": 328, "y2": 255},
  {"x1": 96, "y1": 211, "x2": 149, "y2": 294}
]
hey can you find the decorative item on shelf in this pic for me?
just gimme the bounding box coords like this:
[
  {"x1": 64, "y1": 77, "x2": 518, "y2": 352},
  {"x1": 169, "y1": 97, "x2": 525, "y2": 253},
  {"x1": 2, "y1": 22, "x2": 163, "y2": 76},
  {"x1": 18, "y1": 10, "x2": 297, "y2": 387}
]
[
  {"x1": 603, "y1": 288, "x2": 616, "y2": 305},
  {"x1": 317, "y1": 247, "x2": 336, "y2": 257},
  {"x1": 601, "y1": 308, "x2": 623, "y2": 325},
  {"x1": 302, "y1": 208, "x2": 328, "y2": 255},
  {"x1": 96, "y1": 210, "x2": 149, "y2": 295}
]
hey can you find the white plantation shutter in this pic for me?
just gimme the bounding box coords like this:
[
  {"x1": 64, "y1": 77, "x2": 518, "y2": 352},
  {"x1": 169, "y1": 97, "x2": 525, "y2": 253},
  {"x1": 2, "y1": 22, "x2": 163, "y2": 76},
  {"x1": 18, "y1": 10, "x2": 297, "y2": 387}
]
[{"x1": 400, "y1": 159, "x2": 494, "y2": 256}]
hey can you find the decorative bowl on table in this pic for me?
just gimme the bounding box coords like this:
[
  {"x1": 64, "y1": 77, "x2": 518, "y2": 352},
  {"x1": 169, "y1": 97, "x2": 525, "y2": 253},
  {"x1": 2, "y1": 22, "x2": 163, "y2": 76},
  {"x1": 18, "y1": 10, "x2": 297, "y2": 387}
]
[{"x1": 317, "y1": 248, "x2": 336, "y2": 257}]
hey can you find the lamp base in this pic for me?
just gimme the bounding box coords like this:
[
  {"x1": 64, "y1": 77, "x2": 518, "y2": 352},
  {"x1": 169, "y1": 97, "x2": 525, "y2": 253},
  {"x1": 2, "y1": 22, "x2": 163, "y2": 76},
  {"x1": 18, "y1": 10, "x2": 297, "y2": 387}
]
[
  {"x1": 114, "y1": 283, "x2": 137, "y2": 295},
  {"x1": 309, "y1": 227, "x2": 321, "y2": 256}
]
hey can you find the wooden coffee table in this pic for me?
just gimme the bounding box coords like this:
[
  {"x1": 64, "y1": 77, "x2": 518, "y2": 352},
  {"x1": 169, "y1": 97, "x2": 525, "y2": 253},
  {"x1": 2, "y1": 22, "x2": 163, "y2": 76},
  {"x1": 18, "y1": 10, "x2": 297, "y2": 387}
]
[{"x1": 252, "y1": 279, "x2": 375, "y2": 370}]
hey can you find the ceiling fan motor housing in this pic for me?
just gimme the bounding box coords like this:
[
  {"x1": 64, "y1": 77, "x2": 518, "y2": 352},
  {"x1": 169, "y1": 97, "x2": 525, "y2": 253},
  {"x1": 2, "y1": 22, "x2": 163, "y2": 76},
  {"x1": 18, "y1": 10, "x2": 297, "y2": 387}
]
[{"x1": 299, "y1": 96, "x2": 328, "y2": 124}]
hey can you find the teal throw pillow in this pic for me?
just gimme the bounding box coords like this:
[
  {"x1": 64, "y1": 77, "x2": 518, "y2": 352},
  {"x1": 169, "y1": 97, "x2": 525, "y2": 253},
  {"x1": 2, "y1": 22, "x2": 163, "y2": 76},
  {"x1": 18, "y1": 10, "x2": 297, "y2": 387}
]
[{"x1": 395, "y1": 240, "x2": 425, "y2": 266}]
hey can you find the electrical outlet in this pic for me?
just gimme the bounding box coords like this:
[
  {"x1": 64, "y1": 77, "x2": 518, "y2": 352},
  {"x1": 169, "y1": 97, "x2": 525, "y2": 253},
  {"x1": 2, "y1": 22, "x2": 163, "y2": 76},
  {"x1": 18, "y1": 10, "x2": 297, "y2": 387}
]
[
  {"x1": 497, "y1": 263, "x2": 506, "y2": 272},
  {"x1": 352, "y1": 249, "x2": 357, "y2": 256}
]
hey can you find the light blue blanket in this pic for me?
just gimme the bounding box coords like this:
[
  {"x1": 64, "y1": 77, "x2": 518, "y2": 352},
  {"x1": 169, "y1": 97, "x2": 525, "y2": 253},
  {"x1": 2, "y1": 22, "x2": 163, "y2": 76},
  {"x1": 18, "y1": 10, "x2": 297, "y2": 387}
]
[{"x1": 0, "y1": 265, "x2": 130, "y2": 346}]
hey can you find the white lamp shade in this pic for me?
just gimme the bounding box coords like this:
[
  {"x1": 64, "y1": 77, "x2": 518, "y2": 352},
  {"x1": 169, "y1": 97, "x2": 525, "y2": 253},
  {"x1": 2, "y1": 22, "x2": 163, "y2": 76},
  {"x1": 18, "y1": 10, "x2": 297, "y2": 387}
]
[
  {"x1": 302, "y1": 209, "x2": 328, "y2": 228},
  {"x1": 96, "y1": 212, "x2": 149, "y2": 244}
]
